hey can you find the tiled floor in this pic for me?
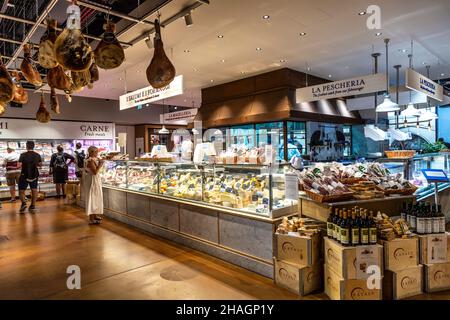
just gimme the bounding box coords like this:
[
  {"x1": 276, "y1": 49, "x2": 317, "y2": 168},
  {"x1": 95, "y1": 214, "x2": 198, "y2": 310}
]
[{"x1": 0, "y1": 199, "x2": 448, "y2": 300}]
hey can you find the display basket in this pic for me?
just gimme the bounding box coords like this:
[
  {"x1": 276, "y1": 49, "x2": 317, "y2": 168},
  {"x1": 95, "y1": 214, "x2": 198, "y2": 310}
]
[
  {"x1": 305, "y1": 189, "x2": 354, "y2": 203},
  {"x1": 385, "y1": 150, "x2": 416, "y2": 159},
  {"x1": 383, "y1": 185, "x2": 418, "y2": 196},
  {"x1": 339, "y1": 177, "x2": 368, "y2": 184}
]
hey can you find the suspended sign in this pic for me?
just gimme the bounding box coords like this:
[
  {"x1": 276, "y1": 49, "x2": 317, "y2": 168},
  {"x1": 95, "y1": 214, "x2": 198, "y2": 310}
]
[
  {"x1": 296, "y1": 73, "x2": 385, "y2": 103},
  {"x1": 160, "y1": 108, "x2": 198, "y2": 123},
  {"x1": 120, "y1": 75, "x2": 184, "y2": 110},
  {"x1": 406, "y1": 68, "x2": 444, "y2": 102}
]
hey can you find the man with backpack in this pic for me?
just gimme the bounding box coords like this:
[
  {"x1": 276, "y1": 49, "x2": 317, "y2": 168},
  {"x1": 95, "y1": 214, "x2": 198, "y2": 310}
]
[
  {"x1": 49, "y1": 145, "x2": 75, "y2": 199},
  {"x1": 73, "y1": 142, "x2": 85, "y2": 179},
  {"x1": 18, "y1": 141, "x2": 42, "y2": 213}
]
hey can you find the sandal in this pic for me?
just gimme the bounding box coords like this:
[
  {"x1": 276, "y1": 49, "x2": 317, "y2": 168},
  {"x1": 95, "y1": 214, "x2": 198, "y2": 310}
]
[{"x1": 89, "y1": 220, "x2": 101, "y2": 225}]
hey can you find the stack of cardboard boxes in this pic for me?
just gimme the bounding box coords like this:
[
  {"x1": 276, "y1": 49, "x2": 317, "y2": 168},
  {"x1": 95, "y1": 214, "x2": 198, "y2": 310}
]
[
  {"x1": 324, "y1": 237, "x2": 384, "y2": 300},
  {"x1": 273, "y1": 232, "x2": 323, "y2": 296},
  {"x1": 382, "y1": 238, "x2": 423, "y2": 299},
  {"x1": 419, "y1": 232, "x2": 450, "y2": 292}
]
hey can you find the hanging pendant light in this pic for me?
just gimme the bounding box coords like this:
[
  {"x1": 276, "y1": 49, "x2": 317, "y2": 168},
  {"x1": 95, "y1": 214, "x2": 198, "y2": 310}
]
[
  {"x1": 428, "y1": 120, "x2": 432, "y2": 131},
  {"x1": 376, "y1": 39, "x2": 400, "y2": 113},
  {"x1": 416, "y1": 118, "x2": 420, "y2": 128},
  {"x1": 159, "y1": 100, "x2": 170, "y2": 134},
  {"x1": 403, "y1": 117, "x2": 407, "y2": 128},
  {"x1": 420, "y1": 109, "x2": 438, "y2": 121},
  {"x1": 401, "y1": 103, "x2": 421, "y2": 117}
]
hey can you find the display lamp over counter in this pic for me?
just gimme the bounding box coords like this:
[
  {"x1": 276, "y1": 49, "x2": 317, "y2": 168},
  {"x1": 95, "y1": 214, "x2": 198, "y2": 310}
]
[
  {"x1": 419, "y1": 109, "x2": 438, "y2": 121},
  {"x1": 400, "y1": 103, "x2": 421, "y2": 117},
  {"x1": 376, "y1": 39, "x2": 400, "y2": 113}
]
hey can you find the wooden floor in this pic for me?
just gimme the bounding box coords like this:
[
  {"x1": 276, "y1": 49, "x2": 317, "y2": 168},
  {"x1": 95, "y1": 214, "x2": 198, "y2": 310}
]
[{"x1": 0, "y1": 199, "x2": 448, "y2": 300}]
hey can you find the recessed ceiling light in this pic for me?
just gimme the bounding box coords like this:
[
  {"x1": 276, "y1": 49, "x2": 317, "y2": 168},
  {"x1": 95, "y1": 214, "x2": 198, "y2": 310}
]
[
  {"x1": 262, "y1": 15, "x2": 270, "y2": 20},
  {"x1": 358, "y1": 11, "x2": 367, "y2": 16},
  {"x1": 184, "y1": 49, "x2": 190, "y2": 53},
  {"x1": 145, "y1": 104, "x2": 149, "y2": 107},
  {"x1": 441, "y1": 73, "x2": 445, "y2": 76},
  {"x1": 193, "y1": 68, "x2": 198, "y2": 72},
  {"x1": 174, "y1": 107, "x2": 178, "y2": 110},
  {"x1": 217, "y1": 35, "x2": 224, "y2": 38},
  {"x1": 422, "y1": 62, "x2": 427, "y2": 65},
  {"x1": 119, "y1": 77, "x2": 122, "y2": 81},
  {"x1": 328, "y1": 75, "x2": 332, "y2": 78},
  {"x1": 399, "y1": 49, "x2": 408, "y2": 53},
  {"x1": 210, "y1": 79, "x2": 214, "y2": 83},
  {"x1": 241, "y1": 71, "x2": 246, "y2": 74},
  {"x1": 299, "y1": 32, "x2": 306, "y2": 36},
  {"x1": 256, "y1": 47, "x2": 262, "y2": 51},
  {"x1": 221, "y1": 59, "x2": 226, "y2": 63},
  {"x1": 137, "y1": 70, "x2": 141, "y2": 73},
  {"x1": 375, "y1": 32, "x2": 382, "y2": 36},
  {"x1": 280, "y1": 59, "x2": 286, "y2": 63},
  {"x1": 307, "y1": 67, "x2": 311, "y2": 71}
]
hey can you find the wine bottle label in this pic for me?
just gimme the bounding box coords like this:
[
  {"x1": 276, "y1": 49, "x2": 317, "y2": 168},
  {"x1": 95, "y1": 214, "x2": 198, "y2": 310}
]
[
  {"x1": 440, "y1": 217, "x2": 446, "y2": 233},
  {"x1": 336, "y1": 227, "x2": 341, "y2": 242},
  {"x1": 369, "y1": 228, "x2": 377, "y2": 244},
  {"x1": 425, "y1": 218, "x2": 432, "y2": 234},
  {"x1": 361, "y1": 228, "x2": 369, "y2": 244},
  {"x1": 406, "y1": 214, "x2": 411, "y2": 225},
  {"x1": 327, "y1": 222, "x2": 334, "y2": 237},
  {"x1": 411, "y1": 216, "x2": 416, "y2": 229},
  {"x1": 432, "y1": 218, "x2": 440, "y2": 234},
  {"x1": 416, "y1": 218, "x2": 424, "y2": 234},
  {"x1": 341, "y1": 228, "x2": 349, "y2": 244},
  {"x1": 351, "y1": 228, "x2": 360, "y2": 245}
]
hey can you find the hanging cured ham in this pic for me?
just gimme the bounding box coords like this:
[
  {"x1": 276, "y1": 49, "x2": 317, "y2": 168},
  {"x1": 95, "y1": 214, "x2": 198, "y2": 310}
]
[
  {"x1": 71, "y1": 69, "x2": 90, "y2": 91},
  {"x1": 20, "y1": 44, "x2": 43, "y2": 86},
  {"x1": 146, "y1": 19, "x2": 176, "y2": 89},
  {"x1": 50, "y1": 87, "x2": 60, "y2": 114},
  {"x1": 47, "y1": 65, "x2": 71, "y2": 91},
  {"x1": 10, "y1": 71, "x2": 28, "y2": 104},
  {"x1": 38, "y1": 18, "x2": 59, "y2": 69},
  {"x1": 0, "y1": 56, "x2": 15, "y2": 103},
  {"x1": 89, "y1": 62, "x2": 99, "y2": 83},
  {"x1": 94, "y1": 21, "x2": 125, "y2": 70},
  {"x1": 36, "y1": 93, "x2": 51, "y2": 123},
  {"x1": 0, "y1": 102, "x2": 6, "y2": 116},
  {"x1": 54, "y1": 1, "x2": 93, "y2": 71}
]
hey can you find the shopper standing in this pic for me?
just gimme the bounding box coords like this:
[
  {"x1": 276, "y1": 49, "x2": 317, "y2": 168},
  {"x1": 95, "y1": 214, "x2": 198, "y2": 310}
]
[
  {"x1": 3, "y1": 147, "x2": 21, "y2": 203},
  {"x1": 84, "y1": 146, "x2": 104, "y2": 225},
  {"x1": 73, "y1": 142, "x2": 85, "y2": 179},
  {"x1": 49, "y1": 145, "x2": 75, "y2": 199},
  {"x1": 18, "y1": 141, "x2": 42, "y2": 214}
]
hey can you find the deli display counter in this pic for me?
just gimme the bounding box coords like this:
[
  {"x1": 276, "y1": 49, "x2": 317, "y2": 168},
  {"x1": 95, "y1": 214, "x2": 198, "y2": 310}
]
[{"x1": 93, "y1": 160, "x2": 299, "y2": 278}]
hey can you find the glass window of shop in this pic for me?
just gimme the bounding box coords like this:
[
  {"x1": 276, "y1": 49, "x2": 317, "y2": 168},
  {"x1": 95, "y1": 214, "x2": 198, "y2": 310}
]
[
  {"x1": 343, "y1": 125, "x2": 352, "y2": 157},
  {"x1": 228, "y1": 124, "x2": 255, "y2": 149},
  {"x1": 255, "y1": 122, "x2": 284, "y2": 161},
  {"x1": 286, "y1": 121, "x2": 306, "y2": 160}
]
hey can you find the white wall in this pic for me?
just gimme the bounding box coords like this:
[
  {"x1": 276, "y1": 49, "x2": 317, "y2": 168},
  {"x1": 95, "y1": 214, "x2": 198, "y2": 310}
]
[
  {"x1": 4, "y1": 91, "x2": 164, "y2": 125},
  {"x1": 115, "y1": 125, "x2": 136, "y2": 158}
]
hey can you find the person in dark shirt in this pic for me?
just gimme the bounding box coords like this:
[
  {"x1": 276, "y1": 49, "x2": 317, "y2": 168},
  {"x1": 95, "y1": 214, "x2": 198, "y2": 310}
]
[
  {"x1": 49, "y1": 145, "x2": 75, "y2": 199},
  {"x1": 18, "y1": 141, "x2": 42, "y2": 213}
]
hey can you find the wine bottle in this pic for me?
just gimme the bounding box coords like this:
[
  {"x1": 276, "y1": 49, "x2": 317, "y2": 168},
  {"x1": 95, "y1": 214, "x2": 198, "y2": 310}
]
[
  {"x1": 335, "y1": 210, "x2": 343, "y2": 243},
  {"x1": 340, "y1": 210, "x2": 350, "y2": 246},
  {"x1": 437, "y1": 204, "x2": 446, "y2": 233},
  {"x1": 410, "y1": 204, "x2": 417, "y2": 231},
  {"x1": 406, "y1": 202, "x2": 412, "y2": 226},
  {"x1": 416, "y1": 204, "x2": 425, "y2": 234},
  {"x1": 350, "y1": 210, "x2": 360, "y2": 246},
  {"x1": 401, "y1": 202, "x2": 407, "y2": 221},
  {"x1": 369, "y1": 211, "x2": 378, "y2": 244},
  {"x1": 360, "y1": 210, "x2": 369, "y2": 245},
  {"x1": 432, "y1": 204, "x2": 440, "y2": 234},
  {"x1": 327, "y1": 208, "x2": 334, "y2": 238},
  {"x1": 425, "y1": 202, "x2": 433, "y2": 234}
]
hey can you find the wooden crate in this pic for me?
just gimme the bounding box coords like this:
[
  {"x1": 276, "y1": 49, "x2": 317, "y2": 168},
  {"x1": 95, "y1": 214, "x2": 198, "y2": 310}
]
[
  {"x1": 275, "y1": 233, "x2": 322, "y2": 267},
  {"x1": 424, "y1": 262, "x2": 450, "y2": 293},
  {"x1": 324, "y1": 237, "x2": 383, "y2": 279},
  {"x1": 383, "y1": 265, "x2": 423, "y2": 300},
  {"x1": 418, "y1": 233, "x2": 449, "y2": 265},
  {"x1": 382, "y1": 238, "x2": 419, "y2": 271},
  {"x1": 273, "y1": 259, "x2": 323, "y2": 296},
  {"x1": 324, "y1": 265, "x2": 382, "y2": 300}
]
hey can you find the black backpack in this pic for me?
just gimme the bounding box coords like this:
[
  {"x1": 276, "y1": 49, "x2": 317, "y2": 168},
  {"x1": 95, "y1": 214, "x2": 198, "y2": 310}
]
[
  {"x1": 54, "y1": 153, "x2": 68, "y2": 170},
  {"x1": 75, "y1": 150, "x2": 86, "y2": 169}
]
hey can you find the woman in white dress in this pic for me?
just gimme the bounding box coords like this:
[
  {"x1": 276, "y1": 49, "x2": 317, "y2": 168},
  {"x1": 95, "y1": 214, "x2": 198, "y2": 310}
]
[{"x1": 84, "y1": 146, "x2": 104, "y2": 225}]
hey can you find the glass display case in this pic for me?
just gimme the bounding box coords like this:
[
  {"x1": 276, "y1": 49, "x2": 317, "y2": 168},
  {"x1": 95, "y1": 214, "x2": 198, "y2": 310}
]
[
  {"x1": 375, "y1": 152, "x2": 450, "y2": 198},
  {"x1": 100, "y1": 160, "x2": 298, "y2": 217}
]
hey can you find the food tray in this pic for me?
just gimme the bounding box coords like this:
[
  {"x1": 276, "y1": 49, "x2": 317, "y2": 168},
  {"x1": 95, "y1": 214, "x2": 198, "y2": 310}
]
[
  {"x1": 340, "y1": 177, "x2": 368, "y2": 184},
  {"x1": 383, "y1": 185, "x2": 418, "y2": 196},
  {"x1": 136, "y1": 157, "x2": 174, "y2": 163},
  {"x1": 305, "y1": 189, "x2": 354, "y2": 203},
  {"x1": 385, "y1": 150, "x2": 416, "y2": 159}
]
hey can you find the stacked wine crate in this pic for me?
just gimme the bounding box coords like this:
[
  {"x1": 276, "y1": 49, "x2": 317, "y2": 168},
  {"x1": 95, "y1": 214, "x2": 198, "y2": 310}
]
[
  {"x1": 418, "y1": 232, "x2": 450, "y2": 292},
  {"x1": 324, "y1": 237, "x2": 384, "y2": 300},
  {"x1": 273, "y1": 232, "x2": 323, "y2": 296},
  {"x1": 382, "y1": 238, "x2": 423, "y2": 299}
]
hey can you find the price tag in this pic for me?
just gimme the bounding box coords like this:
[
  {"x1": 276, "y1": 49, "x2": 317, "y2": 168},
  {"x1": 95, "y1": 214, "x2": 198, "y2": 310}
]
[
  {"x1": 284, "y1": 173, "x2": 299, "y2": 201},
  {"x1": 356, "y1": 245, "x2": 380, "y2": 280},
  {"x1": 427, "y1": 234, "x2": 448, "y2": 264},
  {"x1": 421, "y1": 169, "x2": 449, "y2": 183}
]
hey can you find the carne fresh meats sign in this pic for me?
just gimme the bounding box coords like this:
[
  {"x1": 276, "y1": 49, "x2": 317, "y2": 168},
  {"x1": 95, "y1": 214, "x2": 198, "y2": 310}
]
[
  {"x1": 0, "y1": 119, "x2": 114, "y2": 140},
  {"x1": 120, "y1": 75, "x2": 184, "y2": 110},
  {"x1": 296, "y1": 73, "x2": 385, "y2": 103}
]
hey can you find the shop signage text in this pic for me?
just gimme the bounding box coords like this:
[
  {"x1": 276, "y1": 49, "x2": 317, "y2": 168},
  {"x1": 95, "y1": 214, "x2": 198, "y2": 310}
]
[
  {"x1": 0, "y1": 119, "x2": 115, "y2": 140},
  {"x1": 120, "y1": 75, "x2": 184, "y2": 110},
  {"x1": 160, "y1": 108, "x2": 198, "y2": 123},
  {"x1": 296, "y1": 73, "x2": 385, "y2": 103},
  {"x1": 406, "y1": 68, "x2": 444, "y2": 102}
]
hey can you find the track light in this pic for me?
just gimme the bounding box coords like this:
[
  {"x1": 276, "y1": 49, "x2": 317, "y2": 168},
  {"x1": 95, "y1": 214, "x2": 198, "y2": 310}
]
[
  {"x1": 145, "y1": 36, "x2": 153, "y2": 49},
  {"x1": 184, "y1": 12, "x2": 193, "y2": 27}
]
